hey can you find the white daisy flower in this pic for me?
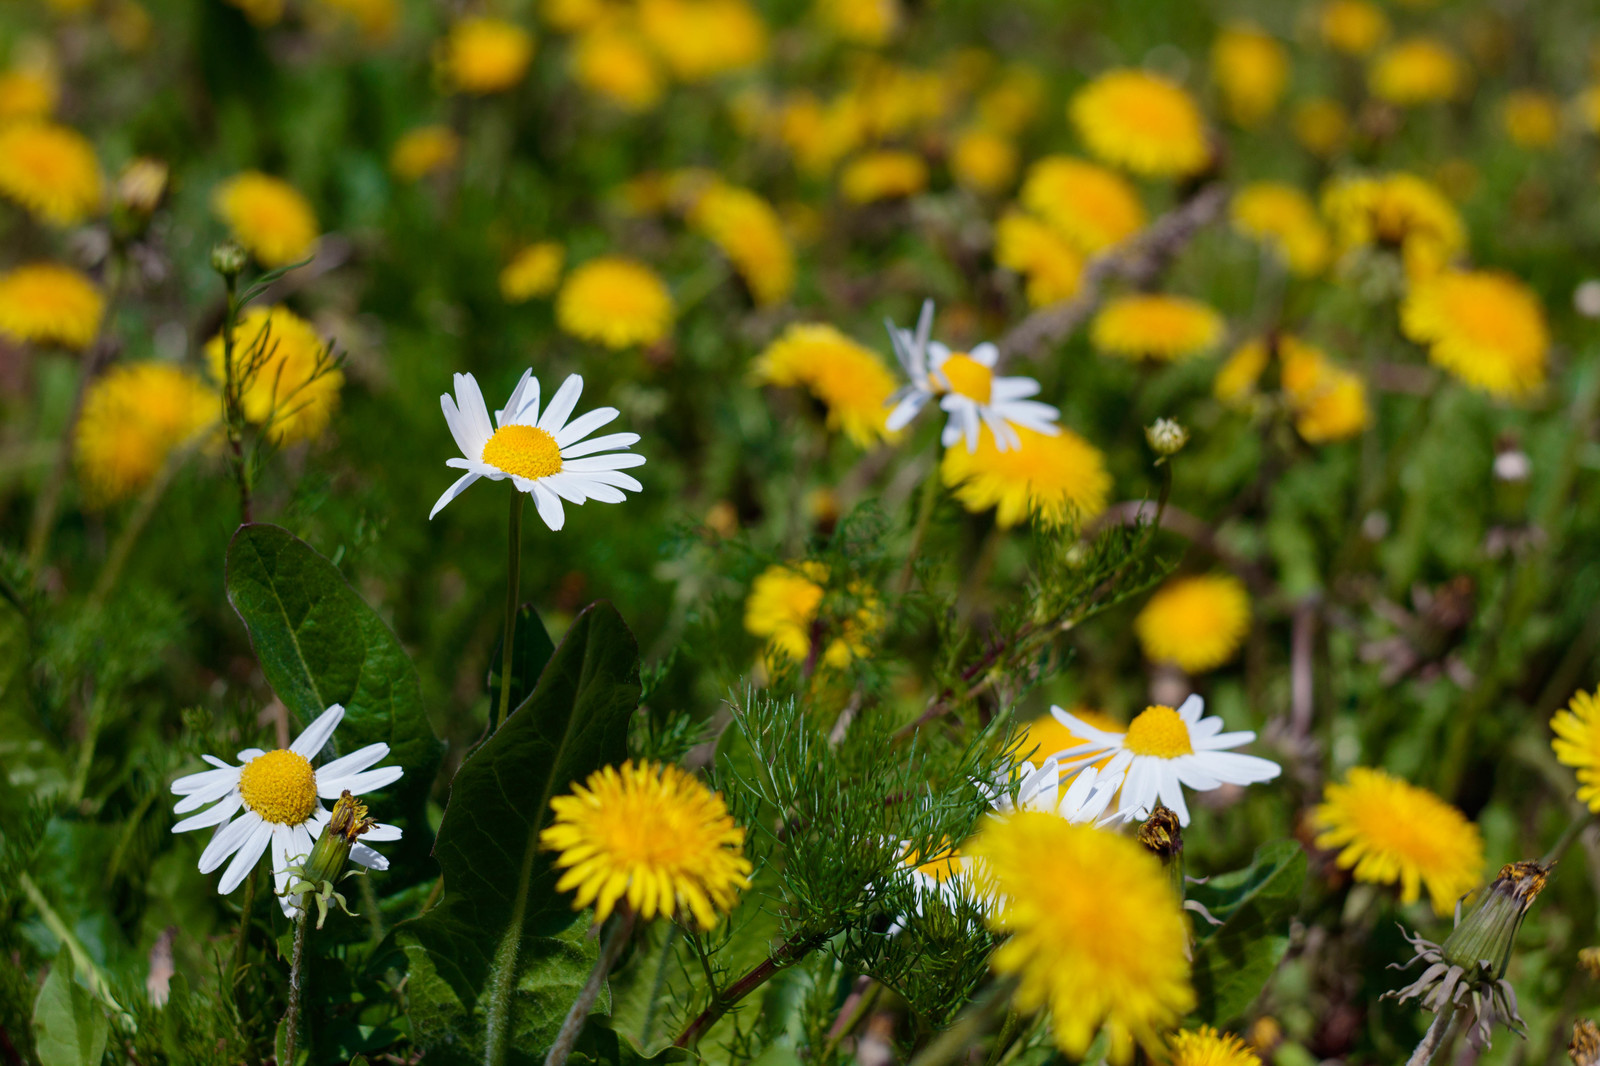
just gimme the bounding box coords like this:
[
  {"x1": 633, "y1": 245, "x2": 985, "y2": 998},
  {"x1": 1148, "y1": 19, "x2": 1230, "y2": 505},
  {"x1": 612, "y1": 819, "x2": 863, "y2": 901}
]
[
  {"x1": 170, "y1": 705, "x2": 403, "y2": 915},
  {"x1": 883, "y1": 299, "x2": 1061, "y2": 453},
  {"x1": 429, "y1": 369, "x2": 645, "y2": 530},
  {"x1": 1048, "y1": 695, "x2": 1282, "y2": 827}
]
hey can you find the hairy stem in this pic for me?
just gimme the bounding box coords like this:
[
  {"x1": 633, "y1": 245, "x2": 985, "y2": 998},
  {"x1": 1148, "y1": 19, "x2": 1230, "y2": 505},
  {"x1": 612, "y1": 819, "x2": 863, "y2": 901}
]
[
  {"x1": 673, "y1": 931, "x2": 826, "y2": 1049},
  {"x1": 1405, "y1": 1004, "x2": 1457, "y2": 1066},
  {"x1": 284, "y1": 894, "x2": 311, "y2": 1066},
  {"x1": 494, "y1": 489, "x2": 525, "y2": 734},
  {"x1": 545, "y1": 910, "x2": 637, "y2": 1066}
]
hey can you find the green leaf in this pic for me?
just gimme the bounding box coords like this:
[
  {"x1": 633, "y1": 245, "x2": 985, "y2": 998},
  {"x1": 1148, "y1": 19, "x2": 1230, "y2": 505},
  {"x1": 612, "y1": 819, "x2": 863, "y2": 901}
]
[
  {"x1": 31, "y1": 950, "x2": 108, "y2": 1066},
  {"x1": 488, "y1": 604, "x2": 556, "y2": 714},
  {"x1": 225, "y1": 523, "x2": 443, "y2": 884},
  {"x1": 1188, "y1": 839, "x2": 1308, "y2": 1026},
  {"x1": 396, "y1": 603, "x2": 640, "y2": 1066}
]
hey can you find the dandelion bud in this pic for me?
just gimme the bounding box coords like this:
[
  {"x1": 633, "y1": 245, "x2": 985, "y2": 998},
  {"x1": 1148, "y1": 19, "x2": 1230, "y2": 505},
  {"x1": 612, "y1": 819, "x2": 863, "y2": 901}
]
[
  {"x1": 1572, "y1": 1019, "x2": 1600, "y2": 1066},
  {"x1": 115, "y1": 157, "x2": 168, "y2": 215},
  {"x1": 1440, "y1": 860, "x2": 1548, "y2": 981},
  {"x1": 1137, "y1": 803, "x2": 1184, "y2": 863},
  {"x1": 302, "y1": 790, "x2": 377, "y2": 888},
  {"x1": 1145, "y1": 418, "x2": 1189, "y2": 457},
  {"x1": 210, "y1": 239, "x2": 247, "y2": 279},
  {"x1": 1579, "y1": 946, "x2": 1600, "y2": 980}
]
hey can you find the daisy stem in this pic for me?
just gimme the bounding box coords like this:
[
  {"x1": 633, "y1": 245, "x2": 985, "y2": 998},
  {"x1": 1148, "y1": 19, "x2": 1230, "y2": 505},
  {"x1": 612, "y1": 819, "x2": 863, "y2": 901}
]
[
  {"x1": 494, "y1": 489, "x2": 525, "y2": 734},
  {"x1": 544, "y1": 908, "x2": 637, "y2": 1066},
  {"x1": 284, "y1": 892, "x2": 311, "y2": 1066},
  {"x1": 1404, "y1": 1003, "x2": 1457, "y2": 1066},
  {"x1": 231, "y1": 867, "x2": 257, "y2": 985}
]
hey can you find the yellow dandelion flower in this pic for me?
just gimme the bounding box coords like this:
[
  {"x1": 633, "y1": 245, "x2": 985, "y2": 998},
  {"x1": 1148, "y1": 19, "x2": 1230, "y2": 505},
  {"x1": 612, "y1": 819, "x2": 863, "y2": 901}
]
[
  {"x1": 1319, "y1": 0, "x2": 1388, "y2": 55},
  {"x1": 75, "y1": 362, "x2": 218, "y2": 505},
  {"x1": 0, "y1": 66, "x2": 59, "y2": 124},
  {"x1": 0, "y1": 121, "x2": 102, "y2": 226},
  {"x1": 1232, "y1": 182, "x2": 1330, "y2": 277},
  {"x1": 689, "y1": 183, "x2": 796, "y2": 306},
  {"x1": 993, "y1": 211, "x2": 1085, "y2": 307},
  {"x1": 316, "y1": 0, "x2": 400, "y2": 41},
  {"x1": 1291, "y1": 96, "x2": 1350, "y2": 158},
  {"x1": 541, "y1": 761, "x2": 751, "y2": 929},
  {"x1": 1018, "y1": 156, "x2": 1145, "y2": 254},
  {"x1": 205, "y1": 305, "x2": 342, "y2": 444},
  {"x1": 1577, "y1": 86, "x2": 1600, "y2": 135},
  {"x1": 779, "y1": 92, "x2": 864, "y2": 177},
  {"x1": 1169, "y1": 1026, "x2": 1260, "y2": 1066},
  {"x1": 1552, "y1": 690, "x2": 1600, "y2": 812},
  {"x1": 1322, "y1": 172, "x2": 1465, "y2": 280},
  {"x1": 752, "y1": 323, "x2": 900, "y2": 447},
  {"x1": 1280, "y1": 338, "x2": 1370, "y2": 443},
  {"x1": 1091, "y1": 294, "x2": 1225, "y2": 363},
  {"x1": 389, "y1": 125, "x2": 460, "y2": 181},
  {"x1": 949, "y1": 127, "x2": 1018, "y2": 195},
  {"x1": 441, "y1": 16, "x2": 534, "y2": 95},
  {"x1": 743, "y1": 561, "x2": 882, "y2": 669},
  {"x1": 212, "y1": 172, "x2": 319, "y2": 269},
  {"x1": 499, "y1": 242, "x2": 564, "y2": 303},
  {"x1": 1214, "y1": 337, "x2": 1271, "y2": 407},
  {"x1": 1070, "y1": 69, "x2": 1210, "y2": 178},
  {"x1": 971, "y1": 815, "x2": 1193, "y2": 1063},
  {"x1": 573, "y1": 22, "x2": 664, "y2": 112},
  {"x1": 978, "y1": 67, "x2": 1046, "y2": 136},
  {"x1": 1401, "y1": 270, "x2": 1548, "y2": 399},
  {"x1": 556, "y1": 256, "x2": 675, "y2": 349},
  {"x1": 814, "y1": 0, "x2": 899, "y2": 46},
  {"x1": 543, "y1": 0, "x2": 614, "y2": 33},
  {"x1": 0, "y1": 263, "x2": 104, "y2": 350},
  {"x1": 1212, "y1": 25, "x2": 1289, "y2": 128},
  {"x1": 637, "y1": 0, "x2": 766, "y2": 82},
  {"x1": 1134, "y1": 573, "x2": 1251, "y2": 674},
  {"x1": 839, "y1": 149, "x2": 928, "y2": 205},
  {"x1": 1503, "y1": 90, "x2": 1561, "y2": 149},
  {"x1": 1369, "y1": 37, "x2": 1463, "y2": 106},
  {"x1": 941, "y1": 424, "x2": 1110, "y2": 529},
  {"x1": 1313, "y1": 767, "x2": 1484, "y2": 915}
]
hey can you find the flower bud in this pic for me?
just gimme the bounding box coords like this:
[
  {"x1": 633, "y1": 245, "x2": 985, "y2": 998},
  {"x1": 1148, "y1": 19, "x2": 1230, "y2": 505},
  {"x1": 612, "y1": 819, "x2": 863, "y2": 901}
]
[
  {"x1": 1440, "y1": 860, "x2": 1548, "y2": 980},
  {"x1": 1145, "y1": 418, "x2": 1189, "y2": 457},
  {"x1": 210, "y1": 240, "x2": 247, "y2": 279},
  {"x1": 302, "y1": 790, "x2": 377, "y2": 888}
]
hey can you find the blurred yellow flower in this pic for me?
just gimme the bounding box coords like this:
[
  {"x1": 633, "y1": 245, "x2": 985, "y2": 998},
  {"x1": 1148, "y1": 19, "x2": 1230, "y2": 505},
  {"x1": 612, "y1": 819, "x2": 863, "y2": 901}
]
[
  {"x1": 779, "y1": 92, "x2": 864, "y2": 176},
  {"x1": 949, "y1": 127, "x2": 1017, "y2": 195},
  {"x1": 1135, "y1": 573, "x2": 1250, "y2": 674},
  {"x1": 1291, "y1": 96, "x2": 1350, "y2": 157},
  {"x1": 115, "y1": 157, "x2": 168, "y2": 215},
  {"x1": 315, "y1": 0, "x2": 399, "y2": 41},
  {"x1": 1214, "y1": 337, "x2": 1270, "y2": 407},
  {"x1": 839, "y1": 149, "x2": 927, "y2": 204},
  {"x1": 1318, "y1": 0, "x2": 1389, "y2": 55},
  {"x1": 1091, "y1": 294, "x2": 1225, "y2": 362},
  {"x1": 813, "y1": 0, "x2": 899, "y2": 46},
  {"x1": 1169, "y1": 1027, "x2": 1260, "y2": 1066},
  {"x1": 225, "y1": 0, "x2": 283, "y2": 26},
  {"x1": 1369, "y1": 37, "x2": 1463, "y2": 106},
  {"x1": 206, "y1": 305, "x2": 342, "y2": 444},
  {"x1": 1280, "y1": 339, "x2": 1370, "y2": 443},
  {"x1": 1503, "y1": 90, "x2": 1561, "y2": 149},
  {"x1": 940, "y1": 424, "x2": 1110, "y2": 529},
  {"x1": 0, "y1": 120, "x2": 103, "y2": 226},
  {"x1": 441, "y1": 16, "x2": 534, "y2": 94},
  {"x1": 1313, "y1": 767, "x2": 1483, "y2": 915},
  {"x1": 1231, "y1": 182, "x2": 1330, "y2": 276},
  {"x1": 752, "y1": 323, "x2": 900, "y2": 447},
  {"x1": 1322, "y1": 172, "x2": 1464, "y2": 280},
  {"x1": 0, "y1": 263, "x2": 104, "y2": 349},
  {"x1": 1211, "y1": 24, "x2": 1289, "y2": 128},
  {"x1": 743, "y1": 561, "x2": 882, "y2": 669},
  {"x1": 0, "y1": 65, "x2": 58, "y2": 123},
  {"x1": 977, "y1": 66, "x2": 1046, "y2": 135},
  {"x1": 638, "y1": 0, "x2": 766, "y2": 82},
  {"x1": 1070, "y1": 69, "x2": 1210, "y2": 178},
  {"x1": 212, "y1": 172, "x2": 319, "y2": 269},
  {"x1": 969, "y1": 814, "x2": 1193, "y2": 1064},
  {"x1": 1401, "y1": 270, "x2": 1548, "y2": 399},
  {"x1": 689, "y1": 183, "x2": 795, "y2": 306},
  {"x1": 1551, "y1": 689, "x2": 1600, "y2": 813},
  {"x1": 573, "y1": 22, "x2": 664, "y2": 111},
  {"x1": 75, "y1": 363, "x2": 218, "y2": 505},
  {"x1": 389, "y1": 125, "x2": 460, "y2": 181},
  {"x1": 1577, "y1": 85, "x2": 1600, "y2": 135},
  {"x1": 1019, "y1": 156, "x2": 1145, "y2": 254},
  {"x1": 557, "y1": 256, "x2": 675, "y2": 349},
  {"x1": 543, "y1": 0, "x2": 614, "y2": 32},
  {"x1": 993, "y1": 211, "x2": 1085, "y2": 307},
  {"x1": 499, "y1": 242, "x2": 565, "y2": 303}
]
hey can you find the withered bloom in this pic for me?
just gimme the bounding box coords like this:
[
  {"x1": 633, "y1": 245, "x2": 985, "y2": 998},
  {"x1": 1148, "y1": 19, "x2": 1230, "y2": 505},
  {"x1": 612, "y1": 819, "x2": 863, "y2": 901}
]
[{"x1": 1571, "y1": 1019, "x2": 1600, "y2": 1066}]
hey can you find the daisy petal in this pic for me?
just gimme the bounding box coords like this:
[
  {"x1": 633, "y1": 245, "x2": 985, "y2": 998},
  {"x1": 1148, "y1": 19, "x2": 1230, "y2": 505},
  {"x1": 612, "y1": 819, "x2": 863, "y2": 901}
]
[
  {"x1": 531, "y1": 483, "x2": 566, "y2": 531},
  {"x1": 217, "y1": 820, "x2": 273, "y2": 894},
  {"x1": 555, "y1": 407, "x2": 619, "y2": 448},
  {"x1": 290, "y1": 704, "x2": 345, "y2": 759},
  {"x1": 537, "y1": 374, "x2": 585, "y2": 435},
  {"x1": 173, "y1": 794, "x2": 242, "y2": 834},
  {"x1": 560, "y1": 432, "x2": 639, "y2": 459},
  {"x1": 351, "y1": 843, "x2": 390, "y2": 870},
  {"x1": 429, "y1": 470, "x2": 482, "y2": 520},
  {"x1": 198, "y1": 810, "x2": 262, "y2": 873},
  {"x1": 316, "y1": 742, "x2": 390, "y2": 782}
]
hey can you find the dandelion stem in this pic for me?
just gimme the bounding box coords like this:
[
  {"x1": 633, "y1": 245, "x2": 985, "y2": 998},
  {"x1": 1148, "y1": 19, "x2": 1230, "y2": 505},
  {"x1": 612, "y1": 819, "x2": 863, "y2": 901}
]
[
  {"x1": 545, "y1": 909, "x2": 637, "y2": 1066},
  {"x1": 494, "y1": 488, "x2": 525, "y2": 734},
  {"x1": 284, "y1": 892, "x2": 311, "y2": 1066},
  {"x1": 1542, "y1": 808, "x2": 1593, "y2": 866},
  {"x1": 87, "y1": 435, "x2": 203, "y2": 610},
  {"x1": 1404, "y1": 1004, "x2": 1457, "y2": 1066}
]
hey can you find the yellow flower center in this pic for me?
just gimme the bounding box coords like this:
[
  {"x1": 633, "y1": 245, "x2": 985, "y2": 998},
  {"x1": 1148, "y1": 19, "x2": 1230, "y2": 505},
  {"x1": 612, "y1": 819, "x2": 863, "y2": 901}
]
[
  {"x1": 481, "y1": 423, "x2": 563, "y2": 480},
  {"x1": 238, "y1": 749, "x2": 318, "y2": 826},
  {"x1": 935, "y1": 353, "x2": 993, "y2": 404},
  {"x1": 1122, "y1": 705, "x2": 1194, "y2": 758}
]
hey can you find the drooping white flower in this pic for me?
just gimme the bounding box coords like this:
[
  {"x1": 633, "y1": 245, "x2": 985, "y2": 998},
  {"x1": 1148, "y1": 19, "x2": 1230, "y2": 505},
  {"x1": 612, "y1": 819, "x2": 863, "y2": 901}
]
[
  {"x1": 430, "y1": 369, "x2": 645, "y2": 530},
  {"x1": 883, "y1": 299, "x2": 1061, "y2": 452},
  {"x1": 1048, "y1": 695, "x2": 1281, "y2": 826},
  {"x1": 170, "y1": 705, "x2": 402, "y2": 915}
]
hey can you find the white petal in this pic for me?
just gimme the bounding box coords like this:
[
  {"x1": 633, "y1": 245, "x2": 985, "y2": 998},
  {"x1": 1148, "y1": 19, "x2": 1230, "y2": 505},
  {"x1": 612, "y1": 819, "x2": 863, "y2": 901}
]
[
  {"x1": 1176, "y1": 694, "x2": 1205, "y2": 723},
  {"x1": 554, "y1": 407, "x2": 619, "y2": 448},
  {"x1": 563, "y1": 470, "x2": 641, "y2": 494},
  {"x1": 171, "y1": 764, "x2": 237, "y2": 797},
  {"x1": 1172, "y1": 755, "x2": 1223, "y2": 791},
  {"x1": 173, "y1": 794, "x2": 241, "y2": 834},
  {"x1": 1195, "y1": 751, "x2": 1282, "y2": 784},
  {"x1": 351, "y1": 843, "x2": 390, "y2": 870},
  {"x1": 1157, "y1": 765, "x2": 1191, "y2": 826},
  {"x1": 173, "y1": 774, "x2": 241, "y2": 814},
  {"x1": 429, "y1": 470, "x2": 482, "y2": 520},
  {"x1": 316, "y1": 742, "x2": 390, "y2": 783},
  {"x1": 989, "y1": 376, "x2": 1040, "y2": 401},
  {"x1": 271, "y1": 825, "x2": 295, "y2": 901},
  {"x1": 440, "y1": 393, "x2": 479, "y2": 460},
  {"x1": 363, "y1": 822, "x2": 403, "y2": 842},
  {"x1": 510, "y1": 372, "x2": 541, "y2": 425},
  {"x1": 217, "y1": 821, "x2": 273, "y2": 894},
  {"x1": 1119, "y1": 757, "x2": 1160, "y2": 820},
  {"x1": 560, "y1": 432, "x2": 639, "y2": 459},
  {"x1": 289, "y1": 704, "x2": 345, "y2": 759},
  {"x1": 454, "y1": 373, "x2": 494, "y2": 447},
  {"x1": 198, "y1": 810, "x2": 261, "y2": 874},
  {"x1": 886, "y1": 394, "x2": 926, "y2": 431},
  {"x1": 497, "y1": 369, "x2": 534, "y2": 427},
  {"x1": 562, "y1": 453, "x2": 646, "y2": 472},
  {"x1": 530, "y1": 483, "x2": 566, "y2": 531},
  {"x1": 970, "y1": 342, "x2": 999, "y2": 367},
  {"x1": 537, "y1": 374, "x2": 585, "y2": 435},
  {"x1": 320, "y1": 765, "x2": 403, "y2": 799},
  {"x1": 1194, "y1": 730, "x2": 1258, "y2": 751},
  {"x1": 1049, "y1": 706, "x2": 1124, "y2": 750}
]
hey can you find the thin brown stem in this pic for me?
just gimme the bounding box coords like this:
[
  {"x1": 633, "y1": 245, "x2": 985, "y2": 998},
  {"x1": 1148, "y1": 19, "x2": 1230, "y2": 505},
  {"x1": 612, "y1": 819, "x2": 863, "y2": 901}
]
[
  {"x1": 673, "y1": 931, "x2": 826, "y2": 1049},
  {"x1": 545, "y1": 910, "x2": 637, "y2": 1066}
]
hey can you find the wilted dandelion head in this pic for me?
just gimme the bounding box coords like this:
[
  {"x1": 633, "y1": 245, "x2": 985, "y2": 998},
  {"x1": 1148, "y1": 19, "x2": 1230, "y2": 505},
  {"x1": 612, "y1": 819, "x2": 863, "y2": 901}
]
[
  {"x1": 1313, "y1": 767, "x2": 1484, "y2": 915},
  {"x1": 940, "y1": 424, "x2": 1110, "y2": 530},
  {"x1": 0, "y1": 263, "x2": 104, "y2": 350},
  {"x1": 752, "y1": 323, "x2": 899, "y2": 447},
  {"x1": 1368, "y1": 37, "x2": 1463, "y2": 106},
  {"x1": 541, "y1": 761, "x2": 751, "y2": 929},
  {"x1": 212, "y1": 172, "x2": 319, "y2": 269},
  {"x1": 1551, "y1": 689, "x2": 1600, "y2": 812},
  {"x1": 1091, "y1": 294, "x2": 1225, "y2": 363},
  {"x1": 970, "y1": 814, "x2": 1194, "y2": 1063},
  {"x1": 0, "y1": 120, "x2": 103, "y2": 226},
  {"x1": 1231, "y1": 182, "x2": 1330, "y2": 277},
  {"x1": 206, "y1": 305, "x2": 342, "y2": 444},
  {"x1": 1211, "y1": 24, "x2": 1289, "y2": 128},
  {"x1": 1401, "y1": 270, "x2": 1548, "y2": 399},
  {"x1": 75, "y1": 363, "x2": 217, "y2": 505},
  {"x1": 556, "y1": 256, "x2": 675, "y2": 349},
  {"x1": 441, "y1": 16, "x2": 534, "y2": 94},
  {"x1": 1070, "y1": 69, "x2": 1210, "y2": 178},
  {"x1": 389, "y1": 125, "x2": 460, "y2": 181},
  {"x1": 1018, "y1": 156, "x2": 1145, "y2": 254},
  {"x1": 1134, "y1": 574, "x2": 1251, "y2": 674},
  {"x1": 499, "y1": 242, "x2": 565, "y2": 303}
]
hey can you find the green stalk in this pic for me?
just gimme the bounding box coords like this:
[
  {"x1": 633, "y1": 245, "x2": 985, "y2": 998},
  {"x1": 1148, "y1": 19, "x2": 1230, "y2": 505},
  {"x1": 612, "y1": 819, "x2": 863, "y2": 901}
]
[
  {"x1": 494, "y1": 489, "x2": 525, "y2": 734},
  {"x1": 87, "y1": 435, "x2": 204, "y2": 610},
  {"x1": 897, "y1": 457, "x2": 942, "y2": 595},
  {"x1": 231, "y1": 867, "x2": 258, "y2": 990},
  {"x1": 544, "y1": 910, "x2": 637, "y2": 1066},
  {"x1": 283, "y1": 893, "x2": 311, "y2": 1066}
]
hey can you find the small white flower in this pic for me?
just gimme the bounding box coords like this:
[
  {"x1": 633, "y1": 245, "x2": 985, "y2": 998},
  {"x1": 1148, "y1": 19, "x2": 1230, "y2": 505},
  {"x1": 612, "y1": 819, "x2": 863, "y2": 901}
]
[
  {"x1": 1047, "y1": 695, "x2": 1281, "y2": 826},
  {"x1": 170, "y1": 705, "x2": 403, "y2": 915},
  {"x1": 430, "y1": 369, "x2": 645, "y2": 530},
  {"x1": 883, "y1": 299, "x2": 1061, "y2": 453}
]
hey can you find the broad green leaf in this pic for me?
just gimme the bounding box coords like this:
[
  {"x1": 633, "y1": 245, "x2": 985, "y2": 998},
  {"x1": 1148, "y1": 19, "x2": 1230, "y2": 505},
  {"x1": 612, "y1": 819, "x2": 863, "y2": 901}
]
[
  {"x1": 396, "y1": 603, "x2": 640, "y2": 1066},
  {"x1": 488, "y1": 604, "x2": 556, "y2": 714},
  {"x1": 1188, "y1": 839, "x2": 1307, "y2": 1025},
  {"x1": 225, "y1": 523, "x2": 442, "y2": 884},
  {"x1": 31, "y1": 950, "x2": 108, "y2": 1066}
]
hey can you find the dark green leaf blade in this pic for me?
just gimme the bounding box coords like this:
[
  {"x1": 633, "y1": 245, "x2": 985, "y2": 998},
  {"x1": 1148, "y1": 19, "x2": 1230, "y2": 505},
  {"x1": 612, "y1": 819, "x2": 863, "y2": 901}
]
[{"x1": 1188, "y1": 839, "x2": 1307, "y2": 1026}]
